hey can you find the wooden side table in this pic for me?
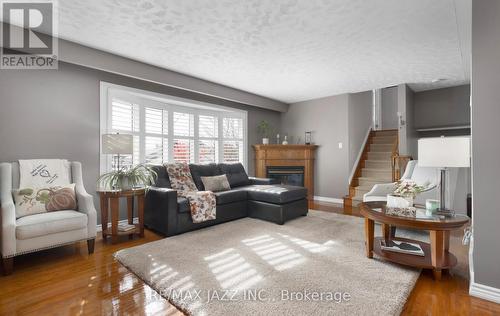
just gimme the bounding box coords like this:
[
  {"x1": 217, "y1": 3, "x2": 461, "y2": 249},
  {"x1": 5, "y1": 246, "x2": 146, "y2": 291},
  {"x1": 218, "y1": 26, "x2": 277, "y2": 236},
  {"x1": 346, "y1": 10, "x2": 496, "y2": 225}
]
[
  {"x1": 97, "y1": 189, "x2": 145, "y2": 244},
  {"x1": 360, "y1": 201, "x2": 469, "y2": 280}
]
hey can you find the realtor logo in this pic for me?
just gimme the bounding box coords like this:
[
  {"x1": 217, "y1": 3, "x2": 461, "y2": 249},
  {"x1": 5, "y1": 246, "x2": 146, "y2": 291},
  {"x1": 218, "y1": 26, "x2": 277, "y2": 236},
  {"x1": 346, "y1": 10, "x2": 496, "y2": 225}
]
[{"x1": 1, "y1": 1, "x2": 58, "y2": 69}]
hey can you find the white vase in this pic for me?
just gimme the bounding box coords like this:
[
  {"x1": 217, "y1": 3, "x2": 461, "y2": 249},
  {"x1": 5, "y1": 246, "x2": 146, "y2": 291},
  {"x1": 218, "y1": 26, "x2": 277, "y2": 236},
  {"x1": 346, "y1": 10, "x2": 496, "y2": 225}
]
[
  {"x1": 387, "y1": 194, "x2": 413, "y2": 208},
  {"x1": 262, "y1": 138, "x2": 269, "y2": 145},
  {"x1": 402, "y1": 195, "x2": 414, "y2": 207}
]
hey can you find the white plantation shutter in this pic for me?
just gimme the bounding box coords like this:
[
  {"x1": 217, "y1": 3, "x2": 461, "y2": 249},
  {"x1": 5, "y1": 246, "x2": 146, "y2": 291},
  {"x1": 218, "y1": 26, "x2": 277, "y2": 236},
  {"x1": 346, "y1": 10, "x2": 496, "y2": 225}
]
[
  {"x1": 173, "y1": 112, "x2": 195, "y2": 163},
  {"x1": 199, "y1": 115, "x2": 218, "y2": 138},
  {"x1": 144, "y1": 107, "x2": 168, "y2": 164},
  {"x1": 198, "y1": 115, "x2": 218, "y2": 163},
  {"x1": 145, "y1": 136, "x2": 167, "y2": 164},
  {"x1": 222, "y1": 117, "x2": 244, "y2": 163},
  {"x1": 223, "y1": 141, "x2": 243, "y2": 162},
  {"x1": 174, "y1": 112, "x2": 194, "y2": 137},
  {"x1": 145, "y1": 107, "x2": 168, "y2": 134},
  {"x1": 109, "y1": 99, "x2": 139, "y2": 169},
  {"x1": 111, "y1": 100, "x2": 133, "y2": 131},
  {"x1": 173, "y1": 139, "x2": 194, "y2": 163},
  {"x1": 199, "y1": 139, "x2": 217, "y2": 163},
  {"x1": 223, "y1": 117, "x2": 243, "y2": 139},
  {"x1": 102, "y1": 85, "x2": 247, "y2": 172}
]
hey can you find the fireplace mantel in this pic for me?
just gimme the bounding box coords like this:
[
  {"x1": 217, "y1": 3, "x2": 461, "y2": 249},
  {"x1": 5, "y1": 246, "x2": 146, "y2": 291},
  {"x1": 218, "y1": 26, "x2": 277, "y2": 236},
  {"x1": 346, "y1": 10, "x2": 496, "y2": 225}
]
[{"x1": 253, "y1": 144, "x2": 319, "y2": 200}]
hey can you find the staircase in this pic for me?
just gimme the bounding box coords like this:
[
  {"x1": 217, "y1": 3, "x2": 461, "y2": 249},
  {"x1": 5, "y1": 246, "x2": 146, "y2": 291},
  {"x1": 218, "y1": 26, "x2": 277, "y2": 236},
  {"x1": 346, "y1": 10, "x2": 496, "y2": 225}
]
[{"x1": 344, "y1": 129, "x2": 398, "y2": 207}]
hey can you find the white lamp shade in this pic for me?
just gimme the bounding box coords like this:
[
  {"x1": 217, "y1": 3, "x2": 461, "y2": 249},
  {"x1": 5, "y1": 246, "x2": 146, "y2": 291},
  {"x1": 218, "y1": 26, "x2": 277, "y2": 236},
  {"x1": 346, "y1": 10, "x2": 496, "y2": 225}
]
[
  {"x1": 418, "y1": 136, "x2": 470, "y2": 168},
  {"x1": 102, "y1": 134, "x2": 133, "y2": 155}
]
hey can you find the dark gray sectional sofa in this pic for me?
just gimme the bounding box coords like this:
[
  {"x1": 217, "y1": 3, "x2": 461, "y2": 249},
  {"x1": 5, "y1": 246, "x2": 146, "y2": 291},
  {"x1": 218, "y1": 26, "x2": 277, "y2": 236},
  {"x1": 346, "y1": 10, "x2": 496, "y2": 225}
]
[{"x1": 144, "y1": 163, "x2": 308, "y2": 237}]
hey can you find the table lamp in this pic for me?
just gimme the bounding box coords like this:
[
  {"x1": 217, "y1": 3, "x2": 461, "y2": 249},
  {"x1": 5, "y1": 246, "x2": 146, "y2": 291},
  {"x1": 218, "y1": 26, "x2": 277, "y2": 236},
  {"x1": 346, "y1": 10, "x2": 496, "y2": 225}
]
[
  {"x1": 101, "y1": 133, "x2": 133, "y2": 170},
  {"x1": 418, "y1": 136, "x2": 470, "y2": 212}
]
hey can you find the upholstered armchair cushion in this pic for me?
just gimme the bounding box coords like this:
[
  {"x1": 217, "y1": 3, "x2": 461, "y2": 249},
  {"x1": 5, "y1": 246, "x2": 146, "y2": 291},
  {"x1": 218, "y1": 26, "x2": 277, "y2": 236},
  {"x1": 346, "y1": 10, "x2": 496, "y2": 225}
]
[{"x1": 16, "y1": 210, "x2": 87, "y2": 240}]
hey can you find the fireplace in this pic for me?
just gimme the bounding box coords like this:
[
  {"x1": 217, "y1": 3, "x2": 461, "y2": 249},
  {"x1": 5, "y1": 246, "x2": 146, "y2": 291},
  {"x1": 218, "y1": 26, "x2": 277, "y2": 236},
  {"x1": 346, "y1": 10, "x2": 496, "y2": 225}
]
[
  {"x1": 253, "y1": 144, "x2": 318, "y2": 200},
  {"x1": 267, "y1": 166, "x2": 305, "y2": 187}
]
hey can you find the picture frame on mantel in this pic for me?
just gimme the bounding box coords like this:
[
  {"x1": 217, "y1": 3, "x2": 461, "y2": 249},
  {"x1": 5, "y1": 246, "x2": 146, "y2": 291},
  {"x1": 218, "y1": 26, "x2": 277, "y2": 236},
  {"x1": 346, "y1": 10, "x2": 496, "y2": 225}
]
[{"x1": 305, "y1": 131, "x2": 312, "y2": 145}]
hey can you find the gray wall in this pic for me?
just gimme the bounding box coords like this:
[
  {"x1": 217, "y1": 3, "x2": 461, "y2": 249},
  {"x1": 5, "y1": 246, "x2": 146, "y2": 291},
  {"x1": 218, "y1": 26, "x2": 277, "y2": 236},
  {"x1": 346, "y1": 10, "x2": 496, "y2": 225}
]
[
  {"x1": 397, "y1": 84, "x2": 418, "y2": 158},
  {"x1": 471, "y1": 0, "x2": 500, "y2": 290},
  {"x1": 348, "y1": 91, "x2": 373, "y2": 171},
  {"x1": 0, "y1": 62, "x2": 281, "y2": 222},
  {"x1": 281, "y1": 91, "x2": 373, "y2": 199},
  {"x1": 414, "y1": 85, "x2": 470, "y2": 129},
  {"x1": 281, "y1": 94, "x2": 350, "y2": 199},
  {"x1": 381, "y1": 86, "x2": 398, "y2": 129},
  {"x1": 405, "y1": 85, "x2": 418, "y2": 158}
]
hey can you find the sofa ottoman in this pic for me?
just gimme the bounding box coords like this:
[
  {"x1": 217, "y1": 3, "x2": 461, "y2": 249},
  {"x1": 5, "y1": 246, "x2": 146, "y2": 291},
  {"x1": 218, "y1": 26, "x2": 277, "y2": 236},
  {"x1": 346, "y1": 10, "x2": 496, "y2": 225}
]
[{"x1": 239, "y1": 185, "x2": 308, "y2": 225}]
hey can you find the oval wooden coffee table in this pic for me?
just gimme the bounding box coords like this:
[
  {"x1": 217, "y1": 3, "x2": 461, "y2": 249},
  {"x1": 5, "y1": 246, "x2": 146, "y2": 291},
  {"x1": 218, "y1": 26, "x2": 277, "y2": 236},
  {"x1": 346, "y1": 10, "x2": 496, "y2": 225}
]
[{"x1": 360, "y1": 201, "x2": 469, "y2": 280}]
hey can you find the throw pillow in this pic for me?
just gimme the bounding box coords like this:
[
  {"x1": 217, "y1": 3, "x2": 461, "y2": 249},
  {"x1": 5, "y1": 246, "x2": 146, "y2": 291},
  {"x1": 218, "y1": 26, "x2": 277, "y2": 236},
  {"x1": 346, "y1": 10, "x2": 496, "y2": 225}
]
[
  {"x1": 201, "y1": 174, "x2": 231, "y2": 192},
  {"x1": 13, "y1": 183, "x2": 77, "y2": 218}
]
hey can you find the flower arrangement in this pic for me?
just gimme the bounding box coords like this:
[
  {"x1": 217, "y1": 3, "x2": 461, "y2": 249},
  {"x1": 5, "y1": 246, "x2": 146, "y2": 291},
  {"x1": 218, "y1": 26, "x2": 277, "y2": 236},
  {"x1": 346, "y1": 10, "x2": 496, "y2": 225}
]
[{"x1": 393, "y1": 180, "x2": 428, "y2": 199}]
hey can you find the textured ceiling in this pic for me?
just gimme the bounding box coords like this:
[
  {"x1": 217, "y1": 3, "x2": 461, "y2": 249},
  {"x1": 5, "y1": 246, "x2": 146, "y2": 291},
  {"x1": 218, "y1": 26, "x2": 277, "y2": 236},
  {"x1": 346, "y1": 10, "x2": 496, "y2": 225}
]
[{"x1": 53, "y1": 0, "x2": 470, "y2": 103}]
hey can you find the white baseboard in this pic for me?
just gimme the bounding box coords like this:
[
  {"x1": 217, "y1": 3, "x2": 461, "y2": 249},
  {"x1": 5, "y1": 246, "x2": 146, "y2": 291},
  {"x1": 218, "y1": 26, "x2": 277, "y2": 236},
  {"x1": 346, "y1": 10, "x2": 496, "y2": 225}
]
[
  {"x1": 470, "y1": 282, "x2": 500, "y2": 304},
  {"x1": 313, "y1": 196, "x2": 344, "y2": 204},
  {"x1": 96, "y1": 217, "x2": 138, "y2": 232}
]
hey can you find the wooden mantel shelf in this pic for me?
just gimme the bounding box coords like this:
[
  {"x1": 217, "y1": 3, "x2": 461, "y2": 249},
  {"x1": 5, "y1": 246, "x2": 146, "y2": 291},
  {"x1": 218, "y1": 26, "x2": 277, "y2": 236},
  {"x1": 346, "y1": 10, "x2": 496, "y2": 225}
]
[
  {"x1": 253, "y1": 144, "x2": 319, "y2": 200},
  {"x1": 253, "y1": 144, "x2": 319, "y2": 149}
]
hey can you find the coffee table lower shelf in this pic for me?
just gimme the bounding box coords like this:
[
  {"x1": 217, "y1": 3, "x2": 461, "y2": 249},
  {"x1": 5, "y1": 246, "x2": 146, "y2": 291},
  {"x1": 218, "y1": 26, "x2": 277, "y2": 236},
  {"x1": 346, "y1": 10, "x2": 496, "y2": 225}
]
[{"x1": 373, "y1": 237, "x2": 458, "y2": 270}]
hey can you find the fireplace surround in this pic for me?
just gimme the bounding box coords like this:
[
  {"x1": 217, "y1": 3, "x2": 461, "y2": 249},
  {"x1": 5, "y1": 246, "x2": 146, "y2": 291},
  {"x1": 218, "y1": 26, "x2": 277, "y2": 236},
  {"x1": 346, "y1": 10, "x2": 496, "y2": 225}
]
[{"x1": 253, "y1": 144, "x2": 318, "y2": 201}]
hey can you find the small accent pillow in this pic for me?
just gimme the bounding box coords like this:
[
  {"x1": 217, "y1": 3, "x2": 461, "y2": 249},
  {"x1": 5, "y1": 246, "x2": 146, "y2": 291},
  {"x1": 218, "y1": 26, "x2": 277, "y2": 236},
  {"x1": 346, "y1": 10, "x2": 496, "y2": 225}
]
[
  {"x1": 13, "y1": 183, "x2": 77, "y2": 218},
  {"x1": 200, "y1": 174, "x2": 231, "y2": 192}
]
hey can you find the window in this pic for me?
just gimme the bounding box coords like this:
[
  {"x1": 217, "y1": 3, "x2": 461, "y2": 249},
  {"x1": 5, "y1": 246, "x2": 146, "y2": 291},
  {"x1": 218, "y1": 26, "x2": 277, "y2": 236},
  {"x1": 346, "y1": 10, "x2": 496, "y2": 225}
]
[
  {"x1": 173, "y1": 112, "x2": 195, "y2": 163},
  {"x1": 198, "y1": 115, "x2": 218, "y2": 164},
  {"x1": 100, "y1": 82, "x2": 247, "y2": 173},
  {"x1": 223, "y1": 117, "x2": 244, "y2": 163}
]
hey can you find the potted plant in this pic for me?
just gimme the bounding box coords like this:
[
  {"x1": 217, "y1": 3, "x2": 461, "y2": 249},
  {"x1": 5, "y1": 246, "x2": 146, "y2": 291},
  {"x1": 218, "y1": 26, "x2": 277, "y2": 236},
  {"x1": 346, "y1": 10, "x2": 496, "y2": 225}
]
[
  {"x1": 257, "y1": 120, "x2": 273, "y2": 145},
  {"x1": 97, "y1": 164, "x2": 157, "y2": 191}
]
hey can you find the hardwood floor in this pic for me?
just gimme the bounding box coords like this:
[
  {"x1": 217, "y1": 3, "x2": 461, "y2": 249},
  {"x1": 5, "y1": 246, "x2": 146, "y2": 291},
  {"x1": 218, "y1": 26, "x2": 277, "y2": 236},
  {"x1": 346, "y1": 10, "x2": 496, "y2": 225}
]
[
  {"x1": 311, "y1": 201, "x2": 500, "y2": 316},
  {"x1": 1, "y1": 202, "x2": 499, "y2": 315},
  {"x1": 0, "y1": 231, "x2": 181, "y2": 316}
]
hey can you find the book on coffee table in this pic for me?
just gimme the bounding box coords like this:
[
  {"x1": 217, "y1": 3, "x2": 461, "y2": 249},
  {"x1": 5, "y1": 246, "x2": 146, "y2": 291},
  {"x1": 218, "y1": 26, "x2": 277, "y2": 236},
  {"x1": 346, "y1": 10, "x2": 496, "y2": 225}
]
[{"x1": 380, "y1": 239, "x2": 425, "y2": 256}]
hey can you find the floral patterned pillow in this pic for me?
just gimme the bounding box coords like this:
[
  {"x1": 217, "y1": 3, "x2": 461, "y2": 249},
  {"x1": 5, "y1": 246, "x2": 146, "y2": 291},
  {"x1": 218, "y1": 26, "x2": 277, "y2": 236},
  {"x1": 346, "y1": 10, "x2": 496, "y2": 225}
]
[{"x1": 13, "y1": 184, "x2": 77, "y2": 218}]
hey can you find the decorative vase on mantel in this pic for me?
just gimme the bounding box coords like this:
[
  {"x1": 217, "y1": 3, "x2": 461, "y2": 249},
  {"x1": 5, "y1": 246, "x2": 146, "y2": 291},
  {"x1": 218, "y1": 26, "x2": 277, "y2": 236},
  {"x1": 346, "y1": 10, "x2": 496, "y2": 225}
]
[
  {"x1": 262, "y1": 138, "x2": 269, "y2": 145},
  {"x1": 282, "y1": 135, "x2": 289, "y2": 145}
]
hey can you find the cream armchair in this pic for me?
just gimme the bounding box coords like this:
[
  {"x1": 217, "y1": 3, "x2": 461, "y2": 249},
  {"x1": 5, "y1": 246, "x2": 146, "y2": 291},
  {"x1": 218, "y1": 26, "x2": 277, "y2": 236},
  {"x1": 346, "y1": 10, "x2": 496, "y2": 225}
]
[
  {"x1": 0, "y1": 161, "x2": 96, "y2": 275},
  {"x1": 363, "y1": 160, "x2": 440, "y2": 205}
]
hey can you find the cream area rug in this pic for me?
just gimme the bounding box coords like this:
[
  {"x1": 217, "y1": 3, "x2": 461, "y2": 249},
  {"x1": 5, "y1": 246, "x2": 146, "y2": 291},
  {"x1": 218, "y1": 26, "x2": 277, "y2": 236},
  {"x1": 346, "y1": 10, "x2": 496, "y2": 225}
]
[{"x1": 114, "y1": 211, "x2": 420, "y2": 315}]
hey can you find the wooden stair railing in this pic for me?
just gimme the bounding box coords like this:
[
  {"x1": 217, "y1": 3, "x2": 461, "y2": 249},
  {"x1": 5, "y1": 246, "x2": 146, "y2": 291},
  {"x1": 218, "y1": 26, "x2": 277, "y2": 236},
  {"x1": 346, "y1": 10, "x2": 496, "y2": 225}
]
[
  {"x1": 392, "y1": 155, "x2": 412, "y2": 182},
  {"x1": 390, "y1": 132, "x2": 412, "y2": 181}
]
